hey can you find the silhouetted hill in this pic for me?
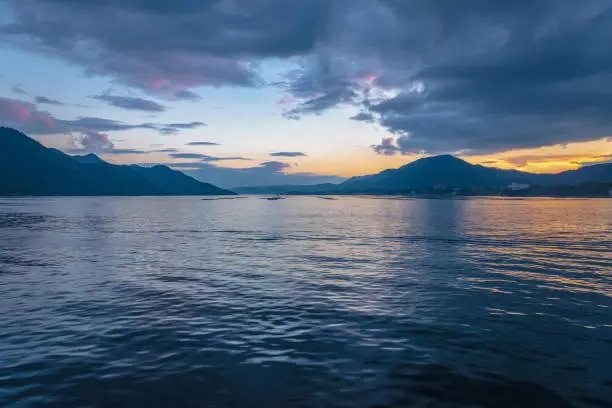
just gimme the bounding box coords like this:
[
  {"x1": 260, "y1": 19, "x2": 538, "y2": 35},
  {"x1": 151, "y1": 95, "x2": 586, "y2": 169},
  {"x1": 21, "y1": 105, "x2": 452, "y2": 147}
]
[
  {"x1": 339, "y1": 155, "x2": 612, "y2": 193},
  {"x1": 554, "y1": 163, "x2": 612, "y2": 184},
  {"x1": 71, "y1": 153, "x2": 106, "y2": 164},
  {"x1": 129, "y1": 164, "x2": 234, "y2": 196},
  {"x1": 235, "y1": 155, "x2": 612, "y2": 196},
  {"x1": 0, "y1": 127, "x2": 235, "y2": 196},
  {"x1": 341, "y1": 155, "x2": 532, "y2": 192}
]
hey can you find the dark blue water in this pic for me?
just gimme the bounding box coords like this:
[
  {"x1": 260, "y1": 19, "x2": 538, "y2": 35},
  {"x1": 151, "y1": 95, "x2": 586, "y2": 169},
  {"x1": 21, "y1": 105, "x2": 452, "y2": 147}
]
[{"x1": 0, "y1": 197, "x2": 610, "y2": 407}]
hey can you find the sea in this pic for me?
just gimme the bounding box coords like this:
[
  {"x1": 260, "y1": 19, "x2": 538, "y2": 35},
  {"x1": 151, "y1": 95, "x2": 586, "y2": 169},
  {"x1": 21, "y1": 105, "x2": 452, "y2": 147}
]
[{"x1": 0, "y1": 196, "x2": 610, "y2": 408}]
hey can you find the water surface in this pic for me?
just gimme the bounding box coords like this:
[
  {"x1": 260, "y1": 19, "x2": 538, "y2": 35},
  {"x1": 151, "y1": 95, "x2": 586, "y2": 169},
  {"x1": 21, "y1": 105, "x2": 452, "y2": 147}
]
[{"x1": 1, "y1": 197, "x2": 611, "y2": 407}]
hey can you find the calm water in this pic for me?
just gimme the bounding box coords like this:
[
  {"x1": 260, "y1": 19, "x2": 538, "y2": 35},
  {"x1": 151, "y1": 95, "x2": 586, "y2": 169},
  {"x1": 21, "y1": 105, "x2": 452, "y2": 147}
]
[{"x1": 0, "y1": 197, "x2": 611, "y2": 408}]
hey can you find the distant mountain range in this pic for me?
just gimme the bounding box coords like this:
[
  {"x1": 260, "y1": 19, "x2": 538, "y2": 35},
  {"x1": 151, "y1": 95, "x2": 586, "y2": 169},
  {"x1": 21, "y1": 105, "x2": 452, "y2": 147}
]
[
  {"x1": 0, "y1": 127, "x2": 234, "y2": 196},
  {"x1": 236, "y1": 154, "x2": 612, "y2": 196},
  {"x1": 3, "y1": 127, "x2": 611, "y2": 197}
]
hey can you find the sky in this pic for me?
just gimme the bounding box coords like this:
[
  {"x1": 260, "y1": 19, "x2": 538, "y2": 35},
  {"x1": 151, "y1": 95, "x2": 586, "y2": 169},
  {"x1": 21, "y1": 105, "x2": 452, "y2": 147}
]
[{"x1": 0, "y1": 0, "x2": 611, "y2": 188}]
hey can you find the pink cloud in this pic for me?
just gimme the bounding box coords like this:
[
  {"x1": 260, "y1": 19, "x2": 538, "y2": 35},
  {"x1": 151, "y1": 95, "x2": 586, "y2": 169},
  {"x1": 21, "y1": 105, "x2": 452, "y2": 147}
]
[
  {"x1": 0, "y1": 98, "x2": 54, "y2": 130},
  {"x1": 352, "y1": 72, "x2": 380, "y2": 87},
  {"x1": 72, "y1": 129, "x2": 114, "y2": 153},
  {"x1": 277, "y1": 95, "x2": 297, "y2": 105}
]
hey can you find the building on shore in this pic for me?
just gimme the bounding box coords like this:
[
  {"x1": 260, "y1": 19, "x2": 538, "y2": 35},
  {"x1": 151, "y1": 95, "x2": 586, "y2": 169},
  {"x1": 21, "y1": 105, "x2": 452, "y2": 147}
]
[{"x1": 508, "y1": 182, "x2": 531, "y2": 191}]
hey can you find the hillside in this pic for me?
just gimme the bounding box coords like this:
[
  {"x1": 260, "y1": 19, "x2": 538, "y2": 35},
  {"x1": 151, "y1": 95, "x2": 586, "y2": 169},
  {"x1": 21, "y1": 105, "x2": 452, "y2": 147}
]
[
  {"x1": 0, "y1": 127, "x2": 235, "y2": 196},
  {"x1": 235, "y1": 155, "x2": 612, "y2": 196},
  {"x1": 339, "y1": 155, "x2": 612, "y2": 193}
]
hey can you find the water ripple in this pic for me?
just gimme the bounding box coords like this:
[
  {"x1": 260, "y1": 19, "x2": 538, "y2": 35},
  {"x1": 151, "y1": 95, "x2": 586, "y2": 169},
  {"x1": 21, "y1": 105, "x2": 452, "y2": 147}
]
[{"x1": 0, "y1": 197, "x2": 610, "y2": 407}]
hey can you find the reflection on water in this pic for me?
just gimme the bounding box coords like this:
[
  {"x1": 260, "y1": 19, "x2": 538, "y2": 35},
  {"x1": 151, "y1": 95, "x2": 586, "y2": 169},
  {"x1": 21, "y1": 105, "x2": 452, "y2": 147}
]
[{"x1": 0, "y1": 197, "x2": 610, "y2": 407}]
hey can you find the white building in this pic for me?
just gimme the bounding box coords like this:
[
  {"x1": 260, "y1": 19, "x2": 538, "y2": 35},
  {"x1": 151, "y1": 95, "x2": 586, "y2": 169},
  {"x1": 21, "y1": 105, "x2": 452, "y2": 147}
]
[{"x1": 508, "y1": 182, "x2": 531, "y2": 191}]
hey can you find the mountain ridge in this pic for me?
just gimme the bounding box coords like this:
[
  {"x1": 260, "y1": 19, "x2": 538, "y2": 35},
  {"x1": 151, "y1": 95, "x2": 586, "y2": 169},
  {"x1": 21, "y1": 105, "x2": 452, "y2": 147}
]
[
  {"x1": 236, "y1": 155, "x2": 612, "y2": 195},
  {"x1": 0, "y1": 127, "x2": 235, "y2": 196}
]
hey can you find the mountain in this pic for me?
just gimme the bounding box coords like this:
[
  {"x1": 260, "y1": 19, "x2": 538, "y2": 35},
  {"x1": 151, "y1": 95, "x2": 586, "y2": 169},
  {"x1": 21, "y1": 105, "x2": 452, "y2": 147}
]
[
  {"x1": 129, "y1": 164, "x2": 232, "y2": 196},
  {"x1": 554, "y1": 163, "x2": 612, "y2": 185},
  {"x1": 71, "y1": 153, "x2": 106, "y2": 164},
  {"x1": 235, "y1": 155, "x2": 612, "y2": 196},
  {"x1": 0, "y1": 127, "x2": 235, "y2": 196},
  {"x1": 341, "y1": 155, "x2": 529, "y2": 192},
  {"x1": 339, "y1": 155, "x2": 612, "y2": 193}
]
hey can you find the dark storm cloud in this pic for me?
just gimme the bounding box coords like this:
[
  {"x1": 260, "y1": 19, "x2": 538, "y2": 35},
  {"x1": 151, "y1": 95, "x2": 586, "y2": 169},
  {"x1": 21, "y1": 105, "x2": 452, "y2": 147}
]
[
  {"x1": 270, "y1": 152, "x2": 307, "y2": 157},
  {"x1": 92, "y1": 94, "x2": 166, "y2": 112},
  {"x1": 279, "y1": 0, "x2": 612, "y2": 153},
  {"x1": 4, "y1": 0, "x2": 612, "y2": 154},
  {"x1": 359, "y1": 1, "x2": 612, "y2": 154},
  {"x1": 187, "y1": 141, "x2": 220, "y2": 146},
  {"x1": 35, "y1": 96, "x2": 64, "y2": 106},
  {"x1": 1, "y1": 0, "x2": 333, "y2": 99}
]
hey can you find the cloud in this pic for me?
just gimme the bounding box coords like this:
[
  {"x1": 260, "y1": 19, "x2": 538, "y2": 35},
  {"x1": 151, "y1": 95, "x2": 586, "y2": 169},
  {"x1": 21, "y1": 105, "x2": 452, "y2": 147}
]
[
  {"x1": 282, "y1": 1, "x2": 612, "y2": 153},
  {"x1": 277, "y1": 95, "x2": 297, "y2": 105},
  {"x1": 187, "y1": 141, "x2": 220, "y2": 146},
  {"x1": 105, "y1": 148, "x2": 149, "y2": 155},
  {"x1": 270, "y1": 151, "x2": 307, "y2": 157},
  {"x1": 350, "y1": 112, "x2": 376, "y2": 123},
  {"x1": 169, "y1": 153, "x2": 250, "y2": 161},
  {"x1": 279, "y1": 55, "x2": 364, "y2": 118},
  {"x1": 359, "y1": 2, "x2": 612, "y2": 154},
  {"x1": 260, "y1": 161, "x2": 292, "y2": 171},
  {"x1": 35, "y1": 96, "x2": 64, "y2": 106},
  {"x1": 158, "y1": 122, "x2": 207, "y2": 135},
  {"x1": 92, "y1": 94, "x2": 166, "y2": 112},
  {"x1": 153, "y1": 148, "x2": 179, "y2": 153},
  {"x1": 0, "y1": 97, "x2": 206, "y2": 136},
  {"x1": 0, "y1": 97, "x2": 55, "y2": 133},
  {"x1": 580, "y1": 159, "x2": 612, "y2": 167},
  {"x1": 2, "y1": 0, "x2": 331, "y2": 98},
  {"x1": 71, "y1": 129, "x2": 113, "y2": 153},
  {"x1": 504, "y1": 153, "x2": 597, "y2": 168},
  {"x1": 571, "y1": 154, "x2": 612, "y2": 166},
  {"x1": 66, "y1": 147, "x2": 148, "y2": 155},
  {"x1": 168, "y1": 152, "x2": 209, "y2": 159},
  {"x1": 4, "y1": 1, "x2": 612, "y2": 155},
  {"x1": 11, "y1": 85, "x2": 28, "y2": 95},
  {"x1": 202, "y1": 155, "x2": 250, "y2": 162},
  {"x1": 371, "y1": 137, "x2": 402, "y2": 156}
]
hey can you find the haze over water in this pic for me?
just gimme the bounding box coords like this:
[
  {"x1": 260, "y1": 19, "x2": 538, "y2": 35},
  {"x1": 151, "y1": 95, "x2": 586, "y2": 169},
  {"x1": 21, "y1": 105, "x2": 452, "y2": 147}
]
[{"x1": 1, "y1": 197, "x2": 611, "y2": 407}]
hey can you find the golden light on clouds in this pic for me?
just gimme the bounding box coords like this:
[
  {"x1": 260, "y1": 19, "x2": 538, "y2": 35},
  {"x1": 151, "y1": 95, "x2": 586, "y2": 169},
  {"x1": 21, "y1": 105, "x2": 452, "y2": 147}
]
[
  {"x1": 294, "y1": 138, "x2": 612, "y2": 177},
  {"x1": 466, "y1": 138, "x2": 612, "y2": 174}
]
